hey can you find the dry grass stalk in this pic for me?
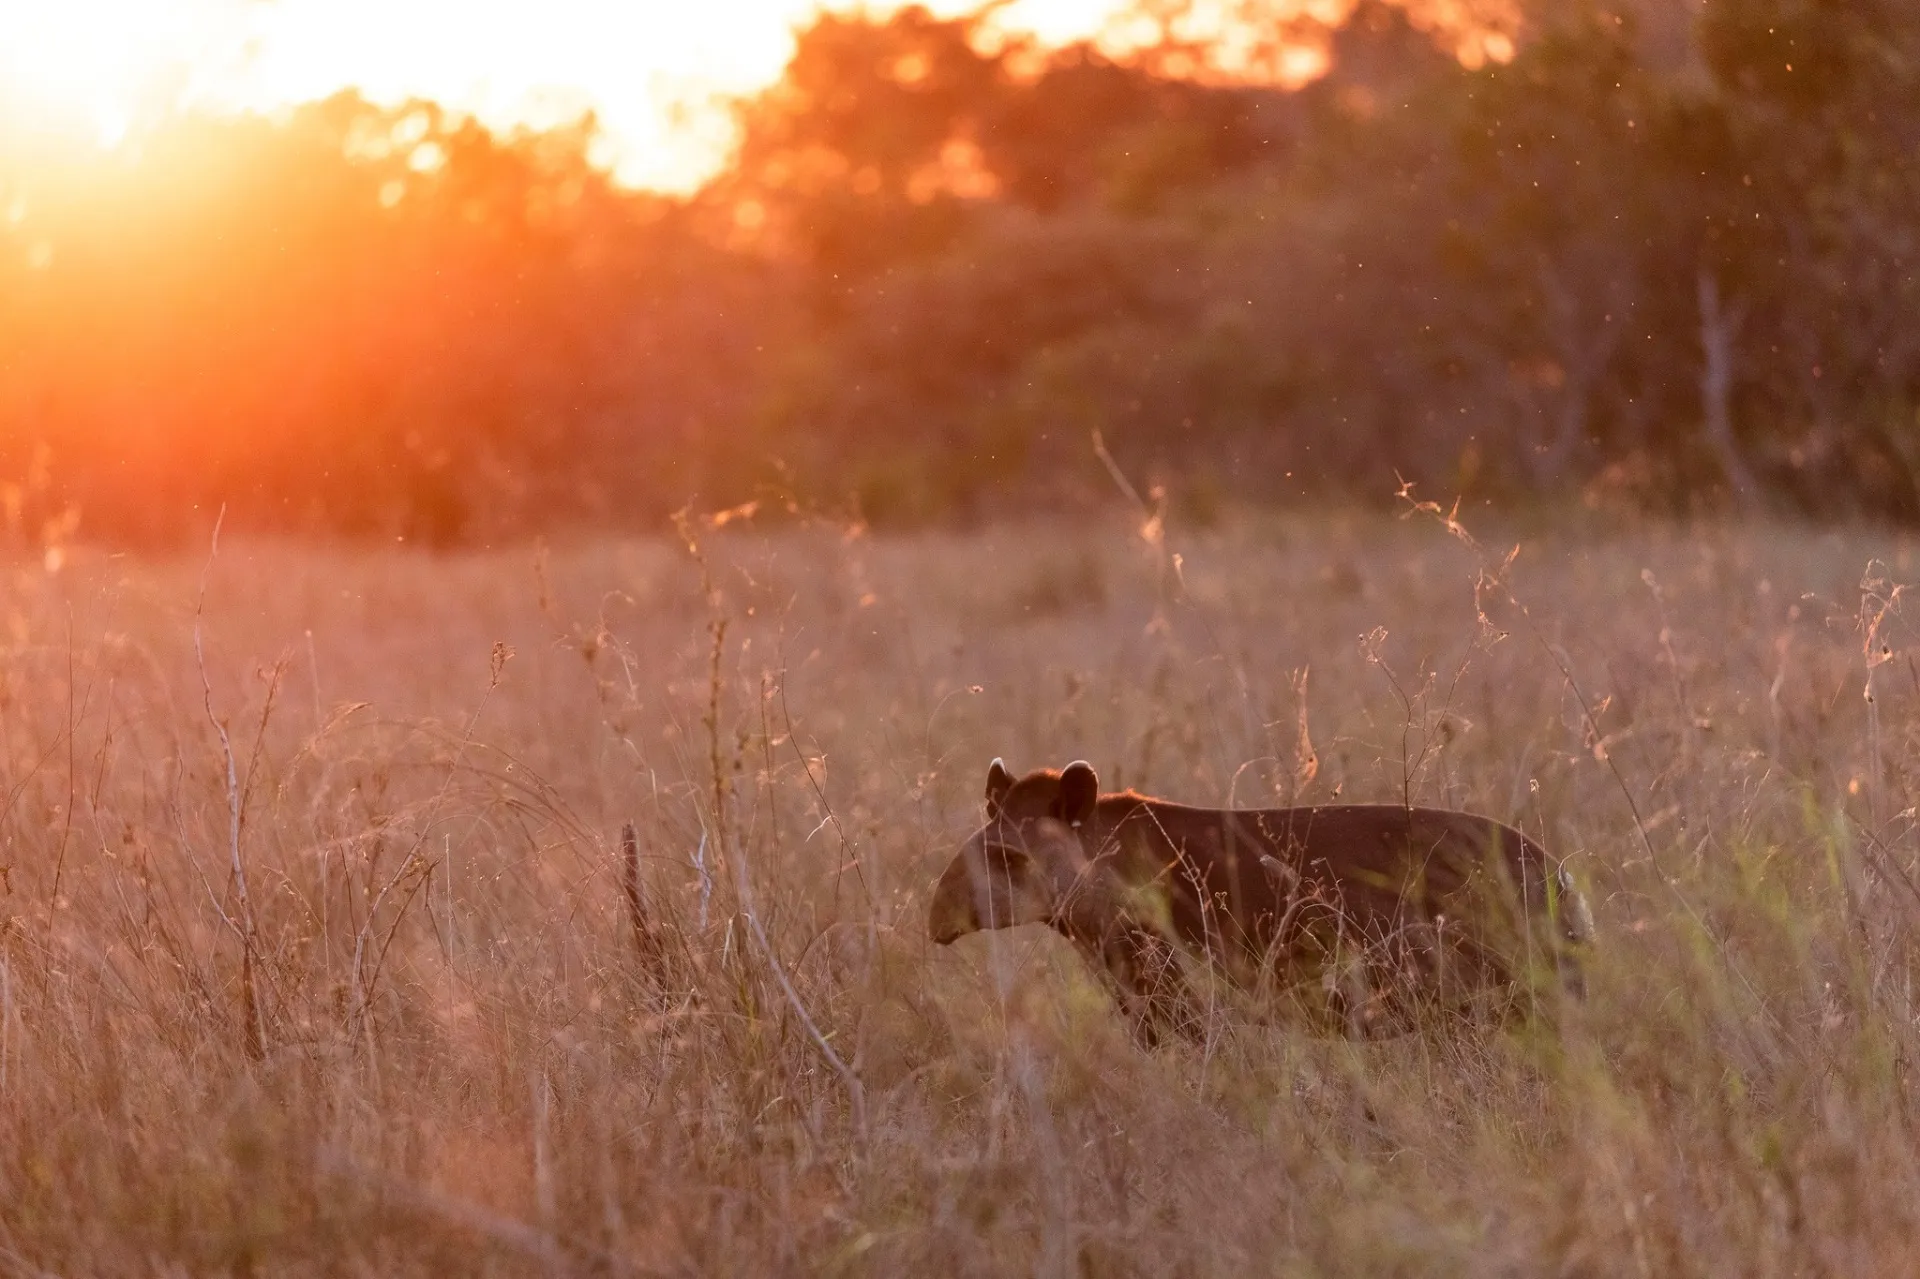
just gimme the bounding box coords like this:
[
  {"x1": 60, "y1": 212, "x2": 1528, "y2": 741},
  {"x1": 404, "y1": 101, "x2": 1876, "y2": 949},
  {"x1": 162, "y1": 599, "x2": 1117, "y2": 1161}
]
[
  {"x1": 191, "y1": 507, "x2": 266, "y2": 1061},
  {"x1": 619, "y1": 821, "x2": 672, "y2": 988},
  {"x1": 1, "y1": 512, "x2": 1919, "y2": 1272}
]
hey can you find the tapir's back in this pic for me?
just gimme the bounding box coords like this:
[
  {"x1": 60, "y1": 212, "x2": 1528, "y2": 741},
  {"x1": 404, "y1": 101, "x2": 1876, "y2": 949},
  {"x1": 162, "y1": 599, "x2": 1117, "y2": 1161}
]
[
  {"x1": 1258, "y1": 804, "x2": 1551, "y2": 902},
  {"x1": 1107, "y1": 800, "x2": 1569, "y2": 963}
]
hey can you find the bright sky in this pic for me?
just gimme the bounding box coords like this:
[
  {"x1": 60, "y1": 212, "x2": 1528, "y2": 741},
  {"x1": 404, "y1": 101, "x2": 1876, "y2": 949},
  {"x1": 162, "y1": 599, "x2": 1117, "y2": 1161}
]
[{"x1": 0, "y1": 0, "x2": 1133, "y2": 191}]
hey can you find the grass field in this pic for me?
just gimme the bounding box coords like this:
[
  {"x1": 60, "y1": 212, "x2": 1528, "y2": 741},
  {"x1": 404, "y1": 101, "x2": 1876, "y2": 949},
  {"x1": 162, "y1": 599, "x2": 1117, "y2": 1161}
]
[{"x1": 3, "y1": 508, "x2": 1920, "y2": 1275}]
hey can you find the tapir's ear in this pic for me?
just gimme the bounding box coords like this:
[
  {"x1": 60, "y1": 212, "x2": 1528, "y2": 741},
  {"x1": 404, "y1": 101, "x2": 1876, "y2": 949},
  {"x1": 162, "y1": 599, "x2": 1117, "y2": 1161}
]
[
  {"x1": 1057, "y1": 760, "x2": 1099, "y2": 827},
  {"x1": 985, "y1": 757, "x2": 1014, "y2": 816}
]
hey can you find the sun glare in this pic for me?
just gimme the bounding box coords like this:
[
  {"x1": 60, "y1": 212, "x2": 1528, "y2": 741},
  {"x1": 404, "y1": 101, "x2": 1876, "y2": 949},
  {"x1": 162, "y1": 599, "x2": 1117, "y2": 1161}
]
[
  {"x1": 0, "y1": 0, "x2": 1378, "y2": 190},
  {"x1": 0, "y1": 0, "x2": 227, "y2": 147},
  {"x1": 198, "y1": 0, "x2": 833, "y2": 192}
]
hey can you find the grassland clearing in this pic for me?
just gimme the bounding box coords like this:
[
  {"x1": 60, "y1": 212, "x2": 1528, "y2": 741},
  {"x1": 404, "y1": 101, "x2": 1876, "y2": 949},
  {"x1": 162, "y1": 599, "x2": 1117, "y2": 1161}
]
[{"x1": 2, "y1": 511, "x2": 1919, "y2": 1274}]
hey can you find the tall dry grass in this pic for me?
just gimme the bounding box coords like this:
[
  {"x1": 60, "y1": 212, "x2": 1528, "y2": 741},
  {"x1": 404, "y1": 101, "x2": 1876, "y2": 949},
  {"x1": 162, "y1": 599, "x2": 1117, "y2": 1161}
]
[{"x1": 2, "y1": 509, "x2": 1919, "y2": 1275}]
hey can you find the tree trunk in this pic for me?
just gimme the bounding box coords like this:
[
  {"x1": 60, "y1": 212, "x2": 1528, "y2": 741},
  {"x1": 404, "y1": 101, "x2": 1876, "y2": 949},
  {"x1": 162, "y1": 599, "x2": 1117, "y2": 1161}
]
[{"x1": 1697, "y1": 269, "x2": 1764, "y2": 514}]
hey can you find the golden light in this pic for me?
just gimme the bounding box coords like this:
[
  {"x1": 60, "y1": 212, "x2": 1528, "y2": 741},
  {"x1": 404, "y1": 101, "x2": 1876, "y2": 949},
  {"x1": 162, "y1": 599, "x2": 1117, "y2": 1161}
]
[
  {"x1": 0, "y1": 0, "x2": 1427, "y2": 190},
  {"x1": 0, "y1": 0, "x2": 225, "y2": 147},
  {"x1": 0, "y1": 0, "x2": 1162, "y2": 189},
  {"x1": 196, "y1": 0, "x2": 827, "y2": 191}
]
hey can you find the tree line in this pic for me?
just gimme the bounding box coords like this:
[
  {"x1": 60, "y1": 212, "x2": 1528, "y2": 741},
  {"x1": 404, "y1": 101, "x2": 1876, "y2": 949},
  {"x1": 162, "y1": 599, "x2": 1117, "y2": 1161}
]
[{"x1": 1, "y1": 0, "x2": 1916, "y2": 545}]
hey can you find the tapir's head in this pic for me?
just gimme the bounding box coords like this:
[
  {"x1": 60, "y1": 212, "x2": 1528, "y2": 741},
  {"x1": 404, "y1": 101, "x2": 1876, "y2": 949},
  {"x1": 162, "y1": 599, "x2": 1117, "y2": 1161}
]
[{"x1": 928, "y1": 758, "x2": 1102, "y2": 944}]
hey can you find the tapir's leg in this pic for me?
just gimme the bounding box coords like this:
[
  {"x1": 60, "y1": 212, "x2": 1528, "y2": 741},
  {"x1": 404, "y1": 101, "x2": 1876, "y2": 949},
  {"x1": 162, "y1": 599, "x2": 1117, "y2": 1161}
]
[{"x1": 1087, "y1": 927, "x2": 1200, "y2": 1047}]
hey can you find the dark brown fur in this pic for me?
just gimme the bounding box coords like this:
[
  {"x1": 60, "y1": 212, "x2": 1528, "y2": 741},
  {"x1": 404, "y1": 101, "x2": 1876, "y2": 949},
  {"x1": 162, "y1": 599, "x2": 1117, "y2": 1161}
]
[{"x1": 929, "y1": 760, "x2": 1594, "y2": 1043}]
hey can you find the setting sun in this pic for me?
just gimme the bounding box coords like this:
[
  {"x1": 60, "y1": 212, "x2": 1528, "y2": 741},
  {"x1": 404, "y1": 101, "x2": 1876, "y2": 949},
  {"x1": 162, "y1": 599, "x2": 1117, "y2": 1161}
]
[
  {"x1": 0, "y1": 0, "x2": 1136, "y2": 190},
  {"x1": 0, "y1": 0, "x2": 224, "y2": 147}
]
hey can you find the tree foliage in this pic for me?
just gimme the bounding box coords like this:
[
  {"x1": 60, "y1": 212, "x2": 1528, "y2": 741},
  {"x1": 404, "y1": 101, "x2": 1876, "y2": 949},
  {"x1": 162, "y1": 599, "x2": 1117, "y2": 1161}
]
[{"x1": 3, "y1": 0, "x2": 1919, "y2": 542}]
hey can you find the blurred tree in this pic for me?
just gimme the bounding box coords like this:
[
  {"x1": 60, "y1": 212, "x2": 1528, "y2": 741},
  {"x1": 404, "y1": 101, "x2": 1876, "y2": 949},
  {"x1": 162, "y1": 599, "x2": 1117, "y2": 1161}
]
[
  {"x1": 0, "y1": 94, "x2": 775, "y2": 542},
  {"x1": 726, "y1": 7, "x2": 1007, "y2": 282},
  {"x1": 1696, "y1": 0, "x2": 1920, "y2": 515},
  {"x1": 6, "y1": 0, "x2": 1920, "y2": 540},
  {"x1": 1404, "y1": 5, "x2": 1662, "y2": 492}
]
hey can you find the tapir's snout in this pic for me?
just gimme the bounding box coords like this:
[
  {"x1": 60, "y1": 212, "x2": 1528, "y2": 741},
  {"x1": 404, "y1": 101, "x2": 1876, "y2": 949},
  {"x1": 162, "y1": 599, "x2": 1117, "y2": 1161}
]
[
  {"x1": 928, "y1": 823, "x2": 1062, "y2": 943},
  {"x1": 928, "y1": 850, "x2": 981, "y2": 944}
]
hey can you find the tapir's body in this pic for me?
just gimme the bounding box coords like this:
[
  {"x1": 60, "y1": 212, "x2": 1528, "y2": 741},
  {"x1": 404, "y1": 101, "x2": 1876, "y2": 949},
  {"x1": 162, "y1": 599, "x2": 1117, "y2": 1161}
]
[{"x1": 930, "y1": 761, "x2": 1593, "y2": 1041}]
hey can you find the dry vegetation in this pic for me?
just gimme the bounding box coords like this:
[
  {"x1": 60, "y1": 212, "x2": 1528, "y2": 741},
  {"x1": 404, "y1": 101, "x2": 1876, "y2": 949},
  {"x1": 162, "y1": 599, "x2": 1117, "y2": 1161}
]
[{"x1": 4, "y1": 508, "x2": 1920, "y2": 1275}]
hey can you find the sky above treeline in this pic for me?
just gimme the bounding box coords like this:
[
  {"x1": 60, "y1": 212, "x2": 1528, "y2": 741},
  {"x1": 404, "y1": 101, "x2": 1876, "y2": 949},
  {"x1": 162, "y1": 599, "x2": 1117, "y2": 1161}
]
[{"x1": 0, "y1": 0, "x2": 1155, "y2": 191}]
